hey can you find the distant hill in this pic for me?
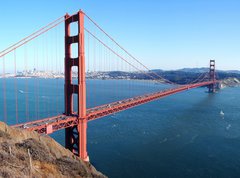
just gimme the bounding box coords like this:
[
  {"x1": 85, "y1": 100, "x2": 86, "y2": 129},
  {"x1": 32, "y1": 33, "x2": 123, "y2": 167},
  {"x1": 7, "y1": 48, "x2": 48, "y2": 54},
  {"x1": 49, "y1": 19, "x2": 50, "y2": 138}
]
[
  {"x1": 176, "y1": 67, "x2": 209, "y2": 73},
  {"x1": 224, "y1": 70, "x2": 240, "y2": 74},
  {"x1": 148, "y1": 68, "x2": 240, "y2": 84},
  {"x1": 150, "y1": 69, "x2": 164, "y2": 73},
  {"x1": 152, "y1": 68, "x2": 240, "y2": 74},
  {"x1": 152, "y1": 68, "x2": 240, "y2": 84},
  {"x1": 86, "y1": 68, "x2": 240, "y2": 85}
]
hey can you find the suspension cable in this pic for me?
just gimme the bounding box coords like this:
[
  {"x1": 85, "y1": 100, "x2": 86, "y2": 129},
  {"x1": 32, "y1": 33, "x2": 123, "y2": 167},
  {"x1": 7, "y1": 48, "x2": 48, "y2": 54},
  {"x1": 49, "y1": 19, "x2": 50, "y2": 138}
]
[
  {"x1": 188, "y1": 72, "x2": 209, "y2": 84},
  {"x1": 85, "y1": 28, "x2": 169, "y2": 83},
  {"x1": 84, "y1": 12, "x2": 177, "y2": 85},
  {"x1": 0, "y1": 16, "x2": 64, "y2": 55}
]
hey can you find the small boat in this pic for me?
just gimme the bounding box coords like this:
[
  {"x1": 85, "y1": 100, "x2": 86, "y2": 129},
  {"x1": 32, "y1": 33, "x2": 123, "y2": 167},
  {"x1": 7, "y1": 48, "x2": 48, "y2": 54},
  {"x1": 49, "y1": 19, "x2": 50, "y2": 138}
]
[
  {"x1": 19, "y1": 90, "x2": 24, "y2": 93},
  {"x1": 220, "y1": 110, "x2": 224, "y2": 116}
]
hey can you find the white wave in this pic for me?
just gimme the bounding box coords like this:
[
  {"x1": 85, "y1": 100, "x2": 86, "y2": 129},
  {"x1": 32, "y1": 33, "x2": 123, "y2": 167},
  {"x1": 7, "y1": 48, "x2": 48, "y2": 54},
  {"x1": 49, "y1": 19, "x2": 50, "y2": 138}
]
[
  {"x1": 226, "y1": 124, "x2": 231, "y2": 130},
  {"x1": 160, "y1": 138, "x2": 168, "y2": 144}
]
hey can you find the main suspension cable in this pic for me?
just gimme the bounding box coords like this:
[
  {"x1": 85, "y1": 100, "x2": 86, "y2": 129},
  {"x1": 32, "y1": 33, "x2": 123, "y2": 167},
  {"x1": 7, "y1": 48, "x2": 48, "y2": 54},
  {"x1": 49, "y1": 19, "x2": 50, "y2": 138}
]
[
  {"x1": 84, "y1": 12, "x2": 177, "y2": 85},
  {"x1": 0, "y1": 16, "x2": 64, "y2": 56},
  {"x1": 85, "y1": 28, "x2": 165, "y2": 82}
]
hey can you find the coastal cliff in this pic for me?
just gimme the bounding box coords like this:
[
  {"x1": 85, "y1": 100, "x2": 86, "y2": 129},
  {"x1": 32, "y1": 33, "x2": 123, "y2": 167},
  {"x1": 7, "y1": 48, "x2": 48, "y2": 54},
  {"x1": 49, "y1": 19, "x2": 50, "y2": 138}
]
[{"x1": 0, "y1": 122, "x2": 106, "y2": 178}]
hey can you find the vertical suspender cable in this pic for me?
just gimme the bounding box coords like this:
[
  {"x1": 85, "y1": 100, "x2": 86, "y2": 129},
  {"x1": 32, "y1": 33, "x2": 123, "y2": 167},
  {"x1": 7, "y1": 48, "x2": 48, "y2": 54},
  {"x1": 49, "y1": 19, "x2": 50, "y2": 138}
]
[
  {"x1": 55, "y1": 25, "x2": 59, "y2": 114},
  {"x1": 46, "y1": 32, "x2": 50, "y2": 117},
  {"x1": 2, "y1": 57, "x2": 7, "y2": 123},
  {"x1": 34, "y1": 41, "x2": 37, "y2": 120},
  {"x1": 24, "y1": 45, "x2": 29, "y2": 121},
  {"x1": 14, "y1": 50, "x2": 18, "y2": 123}
]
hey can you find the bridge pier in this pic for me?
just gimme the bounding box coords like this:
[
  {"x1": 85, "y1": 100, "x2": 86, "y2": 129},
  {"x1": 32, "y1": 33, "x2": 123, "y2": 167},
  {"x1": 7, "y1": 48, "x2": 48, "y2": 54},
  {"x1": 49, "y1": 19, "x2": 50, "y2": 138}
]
[{"x1": 64, "y1": 10, "x2": 88, "y2": 161}]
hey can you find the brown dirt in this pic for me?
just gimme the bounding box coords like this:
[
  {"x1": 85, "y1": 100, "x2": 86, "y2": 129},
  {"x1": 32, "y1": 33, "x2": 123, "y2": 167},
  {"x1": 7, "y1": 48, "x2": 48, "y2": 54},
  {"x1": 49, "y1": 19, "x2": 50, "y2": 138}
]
[{"x1": 0, "y1": 122, "x2": 107, "y2": 178}]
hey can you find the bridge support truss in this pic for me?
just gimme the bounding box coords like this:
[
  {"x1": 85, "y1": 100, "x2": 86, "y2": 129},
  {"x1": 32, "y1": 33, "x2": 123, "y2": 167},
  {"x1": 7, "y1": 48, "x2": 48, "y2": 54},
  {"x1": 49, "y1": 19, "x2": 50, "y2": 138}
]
[
  {"x1": 64, "y1": 10, "x2": 88, "y2": 161},
  {"x1": 208, "y1": 60, "x2": 216, "y2": 93}
]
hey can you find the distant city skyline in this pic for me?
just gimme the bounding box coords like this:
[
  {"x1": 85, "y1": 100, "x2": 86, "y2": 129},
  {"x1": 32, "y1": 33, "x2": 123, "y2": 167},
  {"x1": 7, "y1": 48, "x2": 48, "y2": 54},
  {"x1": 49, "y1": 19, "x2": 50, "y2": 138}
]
[{"x1": 1, "y1": 0, "x2": 240, "y2": 70}]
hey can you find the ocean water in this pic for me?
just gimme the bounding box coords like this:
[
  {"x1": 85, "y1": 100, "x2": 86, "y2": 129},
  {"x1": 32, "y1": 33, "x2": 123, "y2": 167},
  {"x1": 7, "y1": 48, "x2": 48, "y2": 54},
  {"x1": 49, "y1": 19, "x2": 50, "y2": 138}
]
[{"x1": 1, "y1": 79, "x2": 240, "y2": 177}]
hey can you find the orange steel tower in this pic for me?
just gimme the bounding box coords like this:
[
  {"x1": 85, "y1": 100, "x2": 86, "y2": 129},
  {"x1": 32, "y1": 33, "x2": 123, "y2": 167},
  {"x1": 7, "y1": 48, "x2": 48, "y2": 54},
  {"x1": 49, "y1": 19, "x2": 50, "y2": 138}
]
[
  {"x1": 208, "y1": 60, "x2": 216, "y2": 93},
  {"x1": 64, "y1": 10, "x2": 88, "y2": 161}
]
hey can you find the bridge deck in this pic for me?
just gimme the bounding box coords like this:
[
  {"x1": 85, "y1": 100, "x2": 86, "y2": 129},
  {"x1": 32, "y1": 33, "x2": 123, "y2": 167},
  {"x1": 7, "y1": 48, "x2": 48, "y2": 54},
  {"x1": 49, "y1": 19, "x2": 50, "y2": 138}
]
[{"x1": 13, "y1": 81, "x2": 214, "y2": 134}]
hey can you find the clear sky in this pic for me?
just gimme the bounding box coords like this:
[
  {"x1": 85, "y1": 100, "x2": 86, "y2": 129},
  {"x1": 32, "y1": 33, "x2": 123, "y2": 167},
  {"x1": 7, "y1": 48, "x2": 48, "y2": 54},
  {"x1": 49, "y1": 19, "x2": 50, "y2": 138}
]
[{"x1": 1, "y1": 0, "x2": 240, "y2": 70}]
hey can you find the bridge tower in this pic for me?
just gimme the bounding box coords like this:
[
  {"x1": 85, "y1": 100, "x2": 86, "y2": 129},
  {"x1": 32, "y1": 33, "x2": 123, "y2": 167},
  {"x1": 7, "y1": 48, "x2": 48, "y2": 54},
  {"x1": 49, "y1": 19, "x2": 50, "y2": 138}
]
[
  {"x1": 208, "y1": 60, "x2": 216, "y2": 93},
  {"x1": 64, "y1": 10, "x2": 88, "y2": 161}
]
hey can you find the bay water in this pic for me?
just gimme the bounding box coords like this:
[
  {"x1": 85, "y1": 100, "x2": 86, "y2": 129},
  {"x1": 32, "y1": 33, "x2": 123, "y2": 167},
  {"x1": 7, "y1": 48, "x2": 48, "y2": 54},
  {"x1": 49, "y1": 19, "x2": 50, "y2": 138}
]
[{"x1": 1, "y1": 79, "x2": 240, "y2": 177}]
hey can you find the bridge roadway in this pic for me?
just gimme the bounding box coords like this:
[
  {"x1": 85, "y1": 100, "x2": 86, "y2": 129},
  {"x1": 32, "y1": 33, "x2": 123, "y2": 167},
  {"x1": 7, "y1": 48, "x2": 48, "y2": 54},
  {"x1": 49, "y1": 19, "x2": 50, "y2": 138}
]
[{"x1": 13, "y1": 81, "x2": 214, "y2": 134}]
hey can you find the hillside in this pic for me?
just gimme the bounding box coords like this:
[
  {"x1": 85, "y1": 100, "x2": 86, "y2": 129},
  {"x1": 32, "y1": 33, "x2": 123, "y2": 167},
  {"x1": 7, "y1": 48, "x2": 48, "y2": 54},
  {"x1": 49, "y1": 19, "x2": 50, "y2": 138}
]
[{"x1": 0, "y1": 122, "x2": 106, "y2": 178}]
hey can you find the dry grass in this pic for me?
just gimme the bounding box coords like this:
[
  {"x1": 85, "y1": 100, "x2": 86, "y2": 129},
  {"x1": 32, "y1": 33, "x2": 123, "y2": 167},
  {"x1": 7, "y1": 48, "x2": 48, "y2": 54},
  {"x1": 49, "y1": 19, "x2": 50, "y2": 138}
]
[{"x1": 0, "y1": 122, "x2": 106, "y2": 178}]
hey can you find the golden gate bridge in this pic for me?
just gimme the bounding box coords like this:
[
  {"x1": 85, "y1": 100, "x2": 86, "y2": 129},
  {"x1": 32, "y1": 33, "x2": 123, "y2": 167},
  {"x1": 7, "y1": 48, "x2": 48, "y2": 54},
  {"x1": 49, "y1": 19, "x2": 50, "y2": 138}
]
[{"x1": 0, "y1": 10, "x2": 217, "y2": 161}]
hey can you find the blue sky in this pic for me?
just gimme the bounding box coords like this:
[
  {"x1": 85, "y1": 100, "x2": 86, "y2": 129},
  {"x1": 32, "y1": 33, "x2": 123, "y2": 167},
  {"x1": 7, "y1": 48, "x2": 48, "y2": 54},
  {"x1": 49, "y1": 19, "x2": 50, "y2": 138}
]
[{"x1": 1, "y1": 0, "x2": 240, "y2": 70}]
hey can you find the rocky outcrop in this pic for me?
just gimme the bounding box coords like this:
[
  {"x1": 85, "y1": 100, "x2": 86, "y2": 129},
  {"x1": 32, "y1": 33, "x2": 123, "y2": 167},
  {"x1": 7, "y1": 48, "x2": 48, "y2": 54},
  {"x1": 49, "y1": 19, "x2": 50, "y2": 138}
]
[
  {"x1": 220, "y1": 78, "x2": 240, "y2": 88},
  {"x1": 0, "y1": 122, "x2": 106, "y2": 178}
]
